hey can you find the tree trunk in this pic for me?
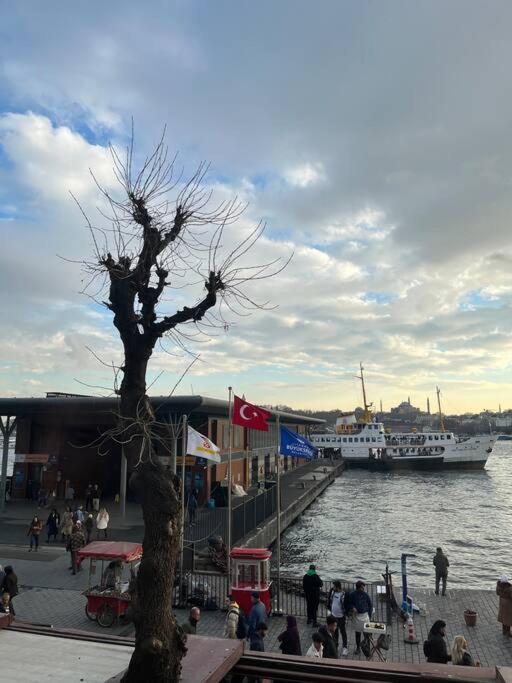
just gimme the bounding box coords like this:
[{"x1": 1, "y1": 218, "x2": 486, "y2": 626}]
[
  {"x1": 122, "y1": 463, "x2": 186, "y2": 682},
  {"x1": 119, "y1": 348, "x2": 187, "y2": 682}
]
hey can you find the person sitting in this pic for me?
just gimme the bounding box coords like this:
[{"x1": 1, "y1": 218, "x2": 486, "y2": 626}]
[
  {"x1": 451, "y1": 635, "x2": 475, "y2": 666},
  {"x1": 306, "y1": 632, "x2": 324, "y2": 658},
  {"x1": 424, "y1": 620, "x2": 451, "y2": 663},
  {"x1": 102, "y1": 560, "x2": 121, "y2": 589}
]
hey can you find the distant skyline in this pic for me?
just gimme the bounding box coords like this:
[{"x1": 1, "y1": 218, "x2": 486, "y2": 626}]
[{"x1": 1, "y1": 2, "x2": 512, "y2": 412}]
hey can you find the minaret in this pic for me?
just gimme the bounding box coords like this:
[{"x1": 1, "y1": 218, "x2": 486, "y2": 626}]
[
  {"x1": 380, "y1": 399, "x2": 383, "y2": 413},
  {"x1": 408, "y1": 396, "x2": 411, "y2": 405},
  {"x1": 427, "y1": 397, "x2": 430, "y2": 415}
]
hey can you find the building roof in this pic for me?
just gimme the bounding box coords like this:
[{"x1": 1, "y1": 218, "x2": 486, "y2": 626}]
[{"x1": 0, "y1": 395, "x2": 324, "y2": 426}]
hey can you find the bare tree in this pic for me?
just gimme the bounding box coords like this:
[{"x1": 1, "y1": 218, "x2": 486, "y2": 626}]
[{"x1": 74, "y1": 130, "x2": 289, "y2": 682}]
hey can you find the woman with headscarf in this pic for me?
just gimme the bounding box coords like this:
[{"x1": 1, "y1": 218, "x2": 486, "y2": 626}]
[
  {"x1": 1, "y1": 566, "x2": 18, "y2": 616},
  {"x1": 451, "y1": 635, "x2": 475, "y2": 666},
  {"x1": 277, "y1": 615, "x2": 302, "y2": 655},
  {"x1": 497, "y1": 574, "x2": 512, "y2": 635},
  {"x1": 424, "y1": 620, "x2": 451, "y2": 663}
]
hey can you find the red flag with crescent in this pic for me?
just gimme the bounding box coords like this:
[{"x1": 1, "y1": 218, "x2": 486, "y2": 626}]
[{"x1": 232, "y1": 395, "x2": 271, "y2": 432}]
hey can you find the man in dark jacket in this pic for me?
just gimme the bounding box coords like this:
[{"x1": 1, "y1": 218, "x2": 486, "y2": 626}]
[
  {"x1": 247, "y1": 591, "x2": 267, "y2": 639},
  {"x1": 303, "y1": 564, "x2": 323, "y2": 626},
  {"x1": 425, "y1": 620, "x2": 451, "y2": 663},
  {"x1": 346, "y1": 581, "x2": 373, "y2": 654},
  {"x1": 181, "y1": 606, "x2": 201, "y2": 635},
  {"x1": 318, "y1": 615, "x2": 339, "y2": 658},
  {"x1": 1, "y1": 566, "x2": 18, "y2": 616},
  {"x1": 433, "y1": 547, "x2": 449, "y2": 595}
]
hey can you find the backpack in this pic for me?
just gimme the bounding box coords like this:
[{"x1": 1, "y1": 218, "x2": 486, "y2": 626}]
[
  {"x1": 236, "y1": 611, "x2": 247, "y2": 640},
  {"x1": 423, "y1": 639, "x2": 431, "y2": 658}
]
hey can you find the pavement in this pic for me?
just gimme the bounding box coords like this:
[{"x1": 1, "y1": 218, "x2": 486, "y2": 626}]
[{"x1": 1, "y1": 536, "x2": 511, "y2": 669}]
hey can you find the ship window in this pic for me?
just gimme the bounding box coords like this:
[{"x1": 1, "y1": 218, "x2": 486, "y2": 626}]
[
  {"x1": 321, "y1": 438, "x2": 325, "y2": 442},
  {"x1": 372, "y1": 437, "x2": 376, "y2": 442},
  {"x1": 349, "y1": 437, "x2": 353, "y2": 443},
  {"x1": 428, "y1": 436, "x2": 432, "y2": 440},
  {"x1": 440, "y1": 435, "x2": 444, "y2": 440},
  {"x1": 366, "y1": 437, "x2": 370, "y2": 442},
  {"x1": 343, "y1": 437, "x2": 347, "y2": 443},
  {"x1": 447, "y1": 435, "x2": 451, "y2": 440},
  {"x1": 435, "y1": 436, "x2": 439, "y2": 440}
]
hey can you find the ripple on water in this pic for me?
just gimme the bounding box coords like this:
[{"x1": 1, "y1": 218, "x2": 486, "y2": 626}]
[{"x1": 280, "y1": 443, "x2": 512, "y2": 588}]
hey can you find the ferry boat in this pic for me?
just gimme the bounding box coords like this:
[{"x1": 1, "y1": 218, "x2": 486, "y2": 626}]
[{"x1": 310, "y1": 366, "x2": 495, "y2": 471}]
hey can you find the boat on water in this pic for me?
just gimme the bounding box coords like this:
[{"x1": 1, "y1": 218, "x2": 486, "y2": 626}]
[
  {"x1": 497, "y1": 434, "x2": 512, "y2": 441},
  {"x1": 310, "y1": 365, "x2": 495, "y2": 471}
]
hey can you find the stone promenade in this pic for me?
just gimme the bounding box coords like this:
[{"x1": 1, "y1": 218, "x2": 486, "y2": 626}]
[{"x1": 1, "y1": 542, "x2": 511, "y2": 669}]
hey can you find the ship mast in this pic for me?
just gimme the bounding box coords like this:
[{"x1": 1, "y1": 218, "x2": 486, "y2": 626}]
[
  {"x1": 436, "y1": 385, "x2": 445, "y2": 433},
  {"x1": 356, "y1": 362, "x2": 373, "y2": 423}
]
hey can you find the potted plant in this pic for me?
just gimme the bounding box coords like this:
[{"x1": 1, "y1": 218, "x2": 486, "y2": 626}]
[{"x1": 464, "y1": 609, "x2": 477, "y2": 627}]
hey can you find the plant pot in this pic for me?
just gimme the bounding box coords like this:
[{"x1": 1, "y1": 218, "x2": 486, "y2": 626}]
[{"x1": 464, "y1": 609, "x2": 477, "y2": 627}]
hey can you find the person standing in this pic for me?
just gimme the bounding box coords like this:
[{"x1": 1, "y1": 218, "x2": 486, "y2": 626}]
[
  {"x1": 60, "y1": 506, "x2": 73, "y2": 543},
  {"x1": 181, "y1": 606, "x2": 201, "y2": 635},
  {"x1": 27, "y1": 515, "x2": 43, "y2": 552},
  {"x1": 224, "y1": 596, "x2": 240, "y2": 639},
  {"x1": 1, "y1": 566, "x2": 18, "y2": 615},
  {"x1": 45, "y1": 508, "x2": 60, "y2": 543},
  {"x1": 424, "y1": 620, "x2": 451, "y2": 663},
  {"x1": 328, "y1": 579, "x2": 348, "y2": 656},
  {"x1": 451, "y1": 635, "x2": 475, "y2": 666},
  {"x1": 187, "y1": 490, "x2": 198, "y2": 525},
  {"x1": 277, "y1": 615, "x2": 302, "y2": 655},
  {"x1": 84, "y1": 513, "x2": 94, "y2": 544},
  {"x1": 92, "y1": 484, "x2": 101, "y2": 512},
  {"x1": 306, "y1": 632, "x2": 324, "y2": 658},
  {"x1": 69, "y1": 523, "x2": 86, "y2": 575},
  {"x1": 247, "y1": 591, "x2": 267, "y2": 639},
  {"x1": 318, "y1": 615, "x2": 339, "y2": 658},
  {"x1": 64, "y1": 482, "x2": 75, "y2": 503},
  {"x1": 96, "y1": 507, "x2": 109, "y2": 540},
  {"x1": 303, "y1": 564, "x2": 323, "y2": 627},
  {"x1": 346, "y1": 580, "x2": 373, "y2": 655},
  {"x1": 249, "y1": 622, "x2": 268, "y2": 652},
  {"x1": 84, "y1": 484, "x2": 93, "y2": 512},
  {"x1": 433, "y1": 547, "x2": 450, "y2": 596},
  {"x1": 497, "y1": 575, "x2": 512, "y2": 636}
]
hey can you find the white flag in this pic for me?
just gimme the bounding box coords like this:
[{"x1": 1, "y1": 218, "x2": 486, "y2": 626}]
[{"x1": 187, "y1": 426, "x2": 221, "y2": 463}]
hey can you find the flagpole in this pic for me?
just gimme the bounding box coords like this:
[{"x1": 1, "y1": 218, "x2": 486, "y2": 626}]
[
  {"x1": 179, "y1": 414, "x2": 187, "y2": 602},
  {"x1": 276, "y1": 413, "x2": 282, "y2": 615},
  {"x1": 227, "y1": 386, "x2": 233, "y2": 586}
]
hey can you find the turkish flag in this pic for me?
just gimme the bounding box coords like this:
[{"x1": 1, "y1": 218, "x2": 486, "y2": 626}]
[{"x1": 232, "y1": 395, "x2": 272, "y2": 432}]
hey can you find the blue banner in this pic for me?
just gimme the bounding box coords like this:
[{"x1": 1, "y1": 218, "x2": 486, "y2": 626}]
[{"x1": 279, "y1": 426, "x2": 318, "y2": 459}]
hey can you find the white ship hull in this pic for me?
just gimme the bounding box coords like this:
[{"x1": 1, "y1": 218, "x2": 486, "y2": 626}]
[{"x1": 311, "y1": 423, "x2": 494, "y2": 471}]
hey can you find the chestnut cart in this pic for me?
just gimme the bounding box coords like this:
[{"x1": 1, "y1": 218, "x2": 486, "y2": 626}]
[{"x1": 78, "y1": 541, "x2": 142, "y2": 627}]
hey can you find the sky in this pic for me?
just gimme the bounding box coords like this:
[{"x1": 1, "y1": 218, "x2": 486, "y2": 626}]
[{"x1": 1, "y1": 1, "x2": 512, "y2": 413}]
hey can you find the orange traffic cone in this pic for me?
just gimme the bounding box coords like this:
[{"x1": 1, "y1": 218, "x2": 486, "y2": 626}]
[{"x1": 404, "y1": 615, "x2": 419, "y2": 644}]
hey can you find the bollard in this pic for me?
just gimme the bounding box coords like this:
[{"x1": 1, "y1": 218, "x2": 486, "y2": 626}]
[{"x1": 404, "y1": 615, "x2": 418, "y2": 644}]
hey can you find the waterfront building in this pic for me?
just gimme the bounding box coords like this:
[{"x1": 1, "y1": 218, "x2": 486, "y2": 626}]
[{"x1": 0, "y1": 394, "x2": 322, "y2": 506}]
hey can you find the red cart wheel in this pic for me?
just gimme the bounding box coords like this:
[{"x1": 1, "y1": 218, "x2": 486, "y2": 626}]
[
  {"x1": 97, "y1": 604, "x2": 116, "y2": 628},
  {"x1": 85, "y1": 604, "x2": 96, "y2": 621}
]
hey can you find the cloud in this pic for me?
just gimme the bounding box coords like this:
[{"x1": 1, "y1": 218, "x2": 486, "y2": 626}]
[{"x1": 283, "y1": 162, "x2": 325, "y2": 188}]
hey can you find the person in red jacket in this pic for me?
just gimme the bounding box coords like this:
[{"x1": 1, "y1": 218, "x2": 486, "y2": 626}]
[{"x1": 27, "y1": 516, "x2": 43, "y2": 552}]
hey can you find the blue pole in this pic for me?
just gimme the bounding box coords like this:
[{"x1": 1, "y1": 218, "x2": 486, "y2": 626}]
[{"x1": 401, "y1": 553, "x2": 408, "y2": 605}]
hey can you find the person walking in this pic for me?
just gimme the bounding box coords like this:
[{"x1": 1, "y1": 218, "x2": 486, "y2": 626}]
[
  {"x1": 84, "y1": 484, "x2": 93, "y2": 512},
  {"x1": 181, "y1": 607, "x2": 201, "y2": 635},
  {"x1": 96, "y1": 507, "x2": 109, "y2": 540},
  {"x1": 451, "y1": 635, "x2": 475, "y2": 666},
  {"x1": 306, "y1": 632, "x2": 324, "y2": 658},
  {"x1": 84, "y1": 513, "x2": 94, "y2": 544},
  {"x1": 497, "y1": 575, "x2": 512, "y2": 636},
  {"x1": 1, "y1": 566, "x2": 18, "y2": 615},
  {"x1": 27, "y1": 515, "x2": 43, "y2": 552},
  {"x1": 318, "y1": 615, "x2": 339, "y2": 658},
  {"x1": 60, "y1": 506, "x2": 73, "y2": 543},
  {"x1": 92, "y1": 484, "x2": 101, "y2": 512},
  {"x1": 303, "y1": 564, "x2": 323, "y2": 627},
  {"x1": 247, "y1": 591, "x2": 267, "y2": 639},
  {"x1": 187, "y1": 490, "x2": 198, "y2": 526},
  {"x1": 45, "y1": 508, "x2": 60, "y2": 543},
  {"x1": 69, "y1": 523, "x2": 86, "y2": 575},
  {"x1": 224, "y1": 596, "x2": 241, "y2": 639},
  {"x1": 424, "y1": 620, "x2": 451, "y2": 663},
  {"x1": 346, "y1": 580, "x2": 373, "y2": 654},
  {"x1": 277, "y1": 615, "x2": 302, "y2": 656},
  {"x1": 328, "y1": 579, "x2": 348, "y2": 656},
  {"x1": 433, "y1": 547, "x2": 450, "y2": 596}
]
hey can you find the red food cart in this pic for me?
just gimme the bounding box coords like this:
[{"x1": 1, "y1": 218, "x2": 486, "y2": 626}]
[
  {"x1": 230, "y1": 547, "x2": 272, "y2": 616},
  {"x1": 78, "y1": 541, "x2": 142, "y2": 627}
]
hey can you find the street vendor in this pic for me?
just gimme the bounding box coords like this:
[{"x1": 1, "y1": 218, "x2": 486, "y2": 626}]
[{"x1": 103, "y1": 560, "x2": 122, "y2": 589}]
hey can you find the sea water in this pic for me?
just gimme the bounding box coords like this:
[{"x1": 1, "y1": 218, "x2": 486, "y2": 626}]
[{"x1": 281, "y1": 441, "x2": 512, "y2": 589}]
